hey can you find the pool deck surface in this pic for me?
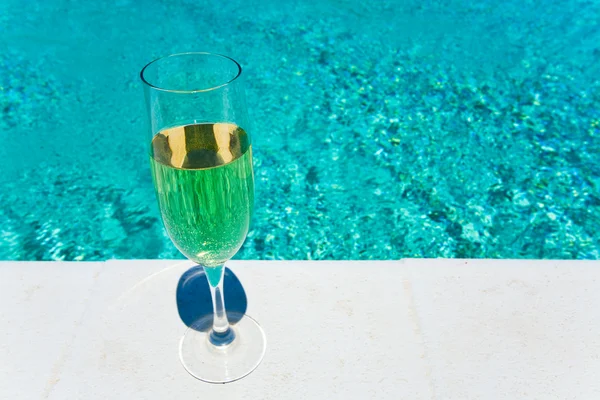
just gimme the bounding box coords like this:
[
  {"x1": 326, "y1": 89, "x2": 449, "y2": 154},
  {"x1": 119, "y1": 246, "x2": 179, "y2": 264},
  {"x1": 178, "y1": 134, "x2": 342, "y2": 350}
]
[{"x1": 1, "y1": 259, "x2": 599, "y2": 399}]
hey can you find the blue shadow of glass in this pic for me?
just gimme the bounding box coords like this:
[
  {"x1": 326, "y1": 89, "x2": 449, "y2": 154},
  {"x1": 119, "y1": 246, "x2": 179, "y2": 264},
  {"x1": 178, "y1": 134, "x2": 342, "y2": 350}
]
[{"x1": 176, "y1": 266, "x2": 247, "y2": 332}]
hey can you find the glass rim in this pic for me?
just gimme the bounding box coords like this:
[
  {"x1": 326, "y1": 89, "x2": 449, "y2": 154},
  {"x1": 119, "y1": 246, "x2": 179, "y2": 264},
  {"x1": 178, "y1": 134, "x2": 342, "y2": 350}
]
[{"x1": 140, "y1": 52, "x2": 242, "y2": 94}]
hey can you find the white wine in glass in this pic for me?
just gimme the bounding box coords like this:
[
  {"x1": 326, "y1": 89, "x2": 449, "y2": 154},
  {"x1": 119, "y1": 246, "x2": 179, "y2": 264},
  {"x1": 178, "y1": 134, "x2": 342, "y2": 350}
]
[{"x1": 141, "y1": 53, "x2": 266, "y2": 383}]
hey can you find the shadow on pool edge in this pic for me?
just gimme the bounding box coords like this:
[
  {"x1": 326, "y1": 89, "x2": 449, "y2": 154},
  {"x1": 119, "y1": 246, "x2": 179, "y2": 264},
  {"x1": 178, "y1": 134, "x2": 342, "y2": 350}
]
[{"x1": 176, "y1": 265, "x2": 248, "y2": 332}]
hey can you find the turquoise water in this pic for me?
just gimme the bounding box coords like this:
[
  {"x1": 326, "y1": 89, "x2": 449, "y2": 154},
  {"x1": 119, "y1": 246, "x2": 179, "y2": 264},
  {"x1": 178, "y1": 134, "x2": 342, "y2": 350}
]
[{"x1": 1, "y1": 0, "x2": 599, "y2": 260}]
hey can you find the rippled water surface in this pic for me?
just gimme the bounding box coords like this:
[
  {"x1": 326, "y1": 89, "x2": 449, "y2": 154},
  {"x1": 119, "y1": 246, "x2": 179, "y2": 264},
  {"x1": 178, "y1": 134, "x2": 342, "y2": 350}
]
[{"x1": 1, "y1": 0, "x2": 599, "y2": 260}]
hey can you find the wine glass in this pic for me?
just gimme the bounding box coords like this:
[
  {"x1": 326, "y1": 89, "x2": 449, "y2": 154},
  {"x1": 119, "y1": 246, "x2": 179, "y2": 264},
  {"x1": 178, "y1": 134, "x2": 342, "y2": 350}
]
[{"x1": 140, "y1": 52, "x2": 266, "y2": 383}]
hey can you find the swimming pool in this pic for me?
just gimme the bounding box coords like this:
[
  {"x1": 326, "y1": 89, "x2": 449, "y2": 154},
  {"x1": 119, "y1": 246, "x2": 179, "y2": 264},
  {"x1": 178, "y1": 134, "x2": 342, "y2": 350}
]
[{"x1": 1, "y1": 0, "x2": 599, "y2": 261}]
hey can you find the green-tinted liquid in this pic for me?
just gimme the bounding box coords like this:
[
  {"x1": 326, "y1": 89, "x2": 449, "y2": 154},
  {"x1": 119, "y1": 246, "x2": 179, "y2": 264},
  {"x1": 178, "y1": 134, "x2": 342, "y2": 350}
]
[{"x1": 149, "y1": 123, "x2": 254, "y2": 267}]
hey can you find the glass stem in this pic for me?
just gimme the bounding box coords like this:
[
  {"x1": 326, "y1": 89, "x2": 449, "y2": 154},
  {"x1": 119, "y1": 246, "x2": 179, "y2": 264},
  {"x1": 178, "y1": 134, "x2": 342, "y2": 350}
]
[{"x1": 204, "y1": 265, "x2": 235, "y2": 346}]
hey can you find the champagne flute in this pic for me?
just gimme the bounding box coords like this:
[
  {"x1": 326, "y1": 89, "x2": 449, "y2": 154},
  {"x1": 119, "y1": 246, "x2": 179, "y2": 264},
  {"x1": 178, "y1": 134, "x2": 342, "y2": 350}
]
[{"x1": 140, "y1": 52, "x2": 266, "y2": 383}]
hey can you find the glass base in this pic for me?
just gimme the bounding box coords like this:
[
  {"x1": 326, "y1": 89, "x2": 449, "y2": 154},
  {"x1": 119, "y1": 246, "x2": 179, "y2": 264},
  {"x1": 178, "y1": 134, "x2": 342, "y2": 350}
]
[{"x1": 179, "y1": 312, "x2": 266, "y2": 383}]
